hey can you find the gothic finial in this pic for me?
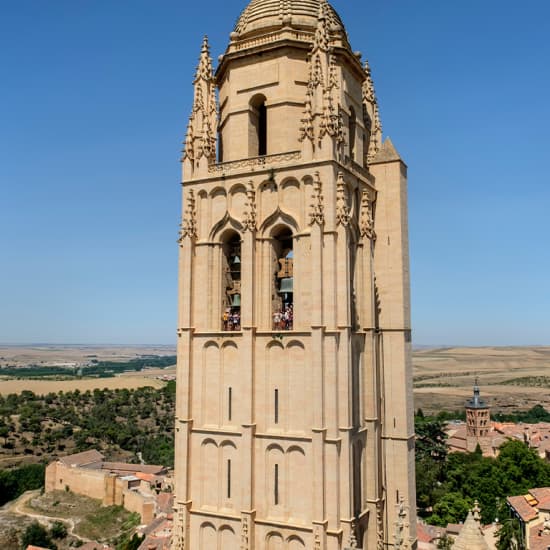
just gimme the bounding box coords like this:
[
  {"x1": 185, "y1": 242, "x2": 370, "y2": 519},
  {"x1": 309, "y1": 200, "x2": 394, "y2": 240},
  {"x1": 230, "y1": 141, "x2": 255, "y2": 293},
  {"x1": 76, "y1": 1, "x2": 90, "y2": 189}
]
[
  {"x1": 363, "y1": 58, "x2": 383, "y2": 164},
  {"x1": 336, "y1": 172, "x2": 350, "y2": 226},
  {"x1": 185, "y1": 37, "x2": 218, "y2": 166},
  {"x1": 309, "y1": 171, "x2": 325, "y2": 226},
  {"x1": 178, "y1": 190, "x2": 197, "y2": 242},
  {"x1": 360, "y1": 188, "x2": 376, "y2": 240},
  {"x1": 472, "y1": 500, "x2": 482, "y2": 523}
]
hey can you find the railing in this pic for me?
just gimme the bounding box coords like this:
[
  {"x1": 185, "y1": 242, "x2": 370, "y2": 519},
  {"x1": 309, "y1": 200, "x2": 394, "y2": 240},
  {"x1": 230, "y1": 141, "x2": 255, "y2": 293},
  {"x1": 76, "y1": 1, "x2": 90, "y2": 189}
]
[{"x1": 208, "y1": 151, "x2": 301, "y2": 174}]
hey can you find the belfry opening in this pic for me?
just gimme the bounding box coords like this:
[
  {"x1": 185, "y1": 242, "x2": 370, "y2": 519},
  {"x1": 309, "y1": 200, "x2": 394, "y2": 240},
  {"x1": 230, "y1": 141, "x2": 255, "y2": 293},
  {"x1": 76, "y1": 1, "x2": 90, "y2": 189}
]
[
  {"x1": 271, "y1": 226, "x2": 293, "y2": 330},
  {"x1": 222, "y1": 232, "x2": 241, "y2": 331}
]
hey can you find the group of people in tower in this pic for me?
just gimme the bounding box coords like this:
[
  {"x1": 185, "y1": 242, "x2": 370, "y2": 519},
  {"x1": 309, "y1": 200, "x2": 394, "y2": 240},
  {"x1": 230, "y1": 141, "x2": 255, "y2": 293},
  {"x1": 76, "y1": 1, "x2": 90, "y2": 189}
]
[
  {"x1": 272, "y1": 304, "x2": 293, "y2": 330},
  {"x1": 222, "y1": 309, "x2": 241, "y2": 331}
]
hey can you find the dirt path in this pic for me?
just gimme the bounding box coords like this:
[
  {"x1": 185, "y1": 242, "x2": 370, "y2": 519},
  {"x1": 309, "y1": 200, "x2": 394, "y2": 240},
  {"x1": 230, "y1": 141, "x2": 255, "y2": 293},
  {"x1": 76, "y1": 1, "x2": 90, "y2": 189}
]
[{"x1": 8, "y1": 490, "x2": 90, "y2": 543}]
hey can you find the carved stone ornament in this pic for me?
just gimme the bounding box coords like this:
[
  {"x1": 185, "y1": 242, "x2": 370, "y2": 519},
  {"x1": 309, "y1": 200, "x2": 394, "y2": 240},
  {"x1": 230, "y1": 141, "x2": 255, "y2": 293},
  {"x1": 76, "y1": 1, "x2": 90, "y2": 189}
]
[
  {"x1": 362, "y1": 59, "x2": 382, "y2": 164},
  {"x1": 314, "y1": 526, "x2": 322, "y2": 550},
  {"x1": 309, "y1": 172, "x2": 325, "y2": 226},
  {"x1": 298, "y1": 1, "x2": 341, "y2": 147},
  {"x1": 240, "y1": 514, "x2": 249, "y2": 550},
  {"x1": 376, "y1": 499, "x2": 385, "y2": 550},
  {"x1": 360, "y1": 188, "x2": 376, "y2": 240},
  {"x1": 171, "y1": 504, "x2": 186, "y2": 550},
  {"x1": 242, "y1": 180, "x2": 257, "y2": 232},
  {"x1": 179, "y1": 189, "x2": 197, "y2": 242},
  {"x1": 349, "y1": 520, "x2": 358, "y2": 548},
  {"x1": 182, "y1": 36, "x2": 218, "y2": 164},
  {"x1": 336, "y1": 172, "x2": 350, "y2": 226},
  {"x1": 393, "y1": 498, "x2": 411, "y2": 550}
]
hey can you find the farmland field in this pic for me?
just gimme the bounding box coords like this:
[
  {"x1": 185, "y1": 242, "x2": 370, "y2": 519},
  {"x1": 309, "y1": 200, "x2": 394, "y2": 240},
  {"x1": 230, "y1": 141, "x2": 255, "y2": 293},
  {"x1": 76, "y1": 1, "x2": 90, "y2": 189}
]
[
  {"x1": 0, "y1": 375, "x2": 166, "y2": 395},
  {"x1": 413, "y1": 346, "x2": 550, "y2": 414}
]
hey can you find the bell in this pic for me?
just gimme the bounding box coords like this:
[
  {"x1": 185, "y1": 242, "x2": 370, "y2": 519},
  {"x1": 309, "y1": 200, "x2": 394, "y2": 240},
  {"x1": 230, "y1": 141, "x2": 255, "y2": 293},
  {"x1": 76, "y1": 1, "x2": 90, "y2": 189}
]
[
  {"x1": 278, "y1": 277, "x2": 293, "y2": 293},
  {"x1": 231, "y1": 255, "x2": 241, "y2": 265},
  {"x1": 231, "y1": 294, "x2": 241, "y2": 307}
]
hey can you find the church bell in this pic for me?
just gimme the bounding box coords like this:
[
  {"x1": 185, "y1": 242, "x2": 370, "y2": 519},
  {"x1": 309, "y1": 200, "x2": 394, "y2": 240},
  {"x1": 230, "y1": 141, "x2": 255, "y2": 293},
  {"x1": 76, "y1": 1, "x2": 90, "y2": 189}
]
[
  {"x1": 278, "y1": 277, "x2": 293, "y2": 294},
  {"x1": 231, "y1": 294, "x2": 241, "y2": 307}
]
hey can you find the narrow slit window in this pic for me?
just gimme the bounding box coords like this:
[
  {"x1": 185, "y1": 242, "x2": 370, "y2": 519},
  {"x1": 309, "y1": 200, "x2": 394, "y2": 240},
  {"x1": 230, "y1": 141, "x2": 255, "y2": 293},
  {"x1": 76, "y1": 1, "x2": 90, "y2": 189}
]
[
  {"x1": 227, "y1": 459, "x2": 232, "y2": 499},
  {"x1": 274, "y1": 388, "x2": 279, "y2": 424},
  {"x1": 228, "y1": 387, "x2": 232, "y2": 421},
  {"x1": 274, "y1": 463, "x2": 279, "y2": 505}
]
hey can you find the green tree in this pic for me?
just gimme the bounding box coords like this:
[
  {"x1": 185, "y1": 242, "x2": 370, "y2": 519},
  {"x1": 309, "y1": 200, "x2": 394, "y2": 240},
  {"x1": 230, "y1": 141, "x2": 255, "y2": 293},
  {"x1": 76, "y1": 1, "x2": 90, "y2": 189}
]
[
  {"x1": 50, "y1": 520, "x2": 68, "y2": 539},
  {"x1": 496, "y1": 517, "x2": 526, "y2": 550},
  {"x1": 21, "y1": 521, "x2": 57, "y2": 550},
  {"x1": 415, "y1": 418, "x2": 447, "y2": 463},
  {"x1": 437, "y1": 534, "x2": 454, "y2": 549},
  {"x1": 429, "y1": 492, "x2": 471, "y2": 526}
]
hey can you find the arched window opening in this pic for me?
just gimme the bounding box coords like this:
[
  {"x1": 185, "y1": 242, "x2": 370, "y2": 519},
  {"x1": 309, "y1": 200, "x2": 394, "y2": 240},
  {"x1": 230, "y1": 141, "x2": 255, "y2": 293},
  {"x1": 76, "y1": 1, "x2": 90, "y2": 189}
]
[
  {"x1": 222, "y1": 233, "x2": 241, "y2": 331},
  {"x1": 271, "y1": 227, "x2": 293, "y2": 330},
  {"x1": 249, "y1": 94, "x2": 267, "y2": 157},
  {"x1": 349, "y1": 106, "x2": 356, "y2": 161}
]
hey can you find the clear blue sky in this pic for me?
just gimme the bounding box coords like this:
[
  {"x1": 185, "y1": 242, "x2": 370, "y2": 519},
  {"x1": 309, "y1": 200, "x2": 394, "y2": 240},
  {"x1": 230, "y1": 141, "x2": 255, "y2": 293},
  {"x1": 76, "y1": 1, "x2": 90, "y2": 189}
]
[{"x1": 1, "y1": 1, "x2": 548, "y2": 346}]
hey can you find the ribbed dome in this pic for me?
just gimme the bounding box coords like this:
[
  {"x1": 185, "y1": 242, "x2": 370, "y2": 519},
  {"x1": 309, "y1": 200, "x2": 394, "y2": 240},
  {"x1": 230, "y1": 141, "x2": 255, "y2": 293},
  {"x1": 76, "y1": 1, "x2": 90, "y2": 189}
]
[{"x1": 234, "y1": 0, "x2": 345, "y2": 38}]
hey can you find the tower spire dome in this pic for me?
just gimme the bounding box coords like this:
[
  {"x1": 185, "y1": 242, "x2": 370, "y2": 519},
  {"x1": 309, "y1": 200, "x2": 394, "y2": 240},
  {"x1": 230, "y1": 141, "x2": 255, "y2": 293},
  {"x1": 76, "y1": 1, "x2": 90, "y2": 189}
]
[{"x1": 234, "y1": 0, "x2": 345, "y2": 38}]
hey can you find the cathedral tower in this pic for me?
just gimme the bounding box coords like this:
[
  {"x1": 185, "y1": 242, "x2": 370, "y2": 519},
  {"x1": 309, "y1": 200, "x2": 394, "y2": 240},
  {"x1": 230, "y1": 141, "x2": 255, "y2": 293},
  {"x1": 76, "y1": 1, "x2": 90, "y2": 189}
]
[{"x1": 173, "y1": 1, "x2": 416, "y2": 548}]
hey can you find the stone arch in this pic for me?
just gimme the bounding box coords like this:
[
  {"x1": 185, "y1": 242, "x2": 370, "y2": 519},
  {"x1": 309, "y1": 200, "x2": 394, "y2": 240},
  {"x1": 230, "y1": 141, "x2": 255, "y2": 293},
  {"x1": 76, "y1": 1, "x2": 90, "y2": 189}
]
[
  {"x1": 258, "y1": 179, "x2": 278, "y2": 224},
  {"x1": 259, "y1": 209, "x2": 299, "y2": 237},
  {"x1": 220, "y1": 441, "x2": 238, "y2": 505},
  {"x1": 266, "y1": 531, "x2": 284, "y2": 550},
  {"x1": 199, "y1": 522, "x2": 216, "y2": 550},
  {"x1": 200, "y1": 441, "x2": 218, "y2": 508},
  {"x1": 197, "y1": 189, "x2": 209, "y2": 240},
  {"x1": 210, "y1": 212, "x2": 243, "y2": 242},
  {"x1": 266, "y1": 341, "x2": 285, "y2": 429},
  {"x1": 287, "y1": 535, "x2": 306, "y2": 549},
  {"x1": 287, "y1": 342, "x2": 307, "y2": 432},
  {"x1": 202, "y1": 342, "x2": 220, "y2": 426},
  {"x1": 279, "y1": 177, "x2": 301, "y2": 225},
  {"x1": 210, "y1": 186, "x2": 227, "y2": 227},
  {"x1": 228, "y1": 183, "x2": 247, "y2": 221},
  {"x1": 219, "y1": 525, "x2": 237, "y2": 547},
  {"x1": 287, "y1": 445, "x2": 308, "y2": 521},
  {"x1": 266, "y1": 444, "x2": 285, "y2": 513}
]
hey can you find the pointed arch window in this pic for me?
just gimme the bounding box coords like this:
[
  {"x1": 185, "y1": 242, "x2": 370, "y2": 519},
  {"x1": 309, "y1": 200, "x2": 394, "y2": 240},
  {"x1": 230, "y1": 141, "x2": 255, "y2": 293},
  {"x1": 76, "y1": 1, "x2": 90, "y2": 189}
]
[
  {"x1": 249, "y1": 94, "x2": 267, "y2": 157},
  {"x1": 222, "y1": 232, "x2": 241, "y2": 331},
  {"x1": 271, "y1": 227, "x2": 293, "y2": 330}
]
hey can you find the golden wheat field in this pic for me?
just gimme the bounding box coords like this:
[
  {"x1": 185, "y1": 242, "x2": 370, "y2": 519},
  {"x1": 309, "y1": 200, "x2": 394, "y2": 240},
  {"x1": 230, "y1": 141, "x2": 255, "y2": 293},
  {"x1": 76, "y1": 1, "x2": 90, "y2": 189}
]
[{"x1": 1, "y1": 345, "x2": 550, "y2": 414}]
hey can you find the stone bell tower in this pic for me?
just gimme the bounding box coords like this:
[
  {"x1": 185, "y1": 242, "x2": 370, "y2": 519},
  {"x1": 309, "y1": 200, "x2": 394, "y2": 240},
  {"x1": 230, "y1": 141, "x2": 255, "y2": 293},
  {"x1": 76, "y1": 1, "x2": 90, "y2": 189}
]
[{"x1": 173, "y1": 1, "x2": 417, "y2": 549}]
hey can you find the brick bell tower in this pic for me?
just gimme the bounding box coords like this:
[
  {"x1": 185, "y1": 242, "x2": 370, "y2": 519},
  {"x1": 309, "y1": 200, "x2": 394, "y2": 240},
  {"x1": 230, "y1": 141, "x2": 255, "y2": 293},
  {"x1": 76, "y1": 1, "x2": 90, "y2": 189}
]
[{"x1": 172, "y1": 1, "x2": 417, "y2": 549}]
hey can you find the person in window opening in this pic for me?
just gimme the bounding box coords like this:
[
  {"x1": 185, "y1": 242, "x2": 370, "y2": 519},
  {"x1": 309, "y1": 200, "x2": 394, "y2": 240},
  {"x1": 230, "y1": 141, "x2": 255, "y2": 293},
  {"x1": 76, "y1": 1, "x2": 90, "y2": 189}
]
[
  {"x1": 272, "y1": 304, "x2": 293, "y2": 330},
  {"x1": 231, "y1": 310, "x2": 241, "y2": 331},
  {"x1": 223, "y1": 308, "x2": 240, "y2": 331},
  {"x1": 223, "y1": 309, "x2": 230, "y2": 331}
]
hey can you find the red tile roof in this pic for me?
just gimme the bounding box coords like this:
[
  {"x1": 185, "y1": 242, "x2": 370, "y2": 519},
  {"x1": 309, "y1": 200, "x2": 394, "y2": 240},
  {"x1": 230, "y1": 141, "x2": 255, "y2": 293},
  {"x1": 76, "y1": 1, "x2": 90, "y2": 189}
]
[
  {"x1": 530, "y1": 488, "x2": 550, "y2": 511},
  {"x1": 508, "y1": 495, "x2": 538, "y2": 522}
]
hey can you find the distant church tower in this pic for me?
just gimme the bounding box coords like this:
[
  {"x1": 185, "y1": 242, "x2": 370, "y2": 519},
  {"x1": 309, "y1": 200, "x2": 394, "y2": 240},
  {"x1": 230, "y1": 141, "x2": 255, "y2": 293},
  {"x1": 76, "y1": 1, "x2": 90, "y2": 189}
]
[
  {"x1": 173, "y1": 1, "x2": 416, "y2": 549},
  {"x1": 465, "y1": 379, "x2": 491, "y2": 453}
]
